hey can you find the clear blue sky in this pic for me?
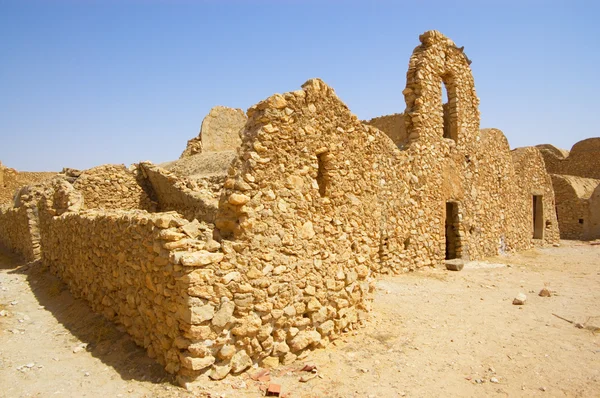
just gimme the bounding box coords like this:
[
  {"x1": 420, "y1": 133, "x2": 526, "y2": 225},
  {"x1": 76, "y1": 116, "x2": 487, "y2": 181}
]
[{"x1": 1, "y1": 0, "x2": 598, "y2": 171}]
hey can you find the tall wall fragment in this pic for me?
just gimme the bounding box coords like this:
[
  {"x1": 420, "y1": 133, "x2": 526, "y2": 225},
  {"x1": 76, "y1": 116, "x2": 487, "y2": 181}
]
[{"x1": 180, "y1": 106, "x2": 247, "y2": 158}]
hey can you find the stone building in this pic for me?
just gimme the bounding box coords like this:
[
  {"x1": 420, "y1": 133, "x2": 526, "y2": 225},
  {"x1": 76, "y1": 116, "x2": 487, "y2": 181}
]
[
  {"x1": 0, "y1": 31, "x2": 560, "y2": 384},
  {"x1": 537, "y1": 138, "x2": 600, "y2": 240}
]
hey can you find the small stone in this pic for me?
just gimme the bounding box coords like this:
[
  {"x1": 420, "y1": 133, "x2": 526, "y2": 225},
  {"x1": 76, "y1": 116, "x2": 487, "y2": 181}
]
[
  {"x1": 181, "y1": 251, "x2": 224, "y2": 267},
  {"x1": 181, "y1": 355, "x2": 215, "y2": 371},
  {"x1": 228, "y1": 193, "x2": 250, "y2": 205},
  {"x1": 209, "y1": 364, "x2": 231, "y2": 380},
  {"x1": 212, "y1": 301, "x2": 235, "y2": 328},
  {"x1": 261, "y1": 356, "x2": 280, "y2": 369},
  {"x1": 230, "y1": 350, "x2": 252, "y2": 374},
  {"x1": 289, "y1": 330, "x2": 321, "y2": 351},
  {"x1": 490, "y1": 377, "x2": 499, "y2": 383},
  {"x1": 512, "y1": 293, "x2": 527, "y2": 305},
  {"x1": 445, "y1": 259, "x2": 464, "y2": 271},
  {"x1": 538, "y1": 287, "x2": 551, "y2": 297},
  {"x1": 72, "y1": 343, "x2": 88, "y2": 353}
]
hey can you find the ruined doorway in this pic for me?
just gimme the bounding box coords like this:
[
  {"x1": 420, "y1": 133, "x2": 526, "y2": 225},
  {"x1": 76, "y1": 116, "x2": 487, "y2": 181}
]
[
  {"x1": 533, "y1": 195, "x2": 544, "y2": 239},
  {"x1": 445, "y1": 201, "x2": 460, "y2": 259}
]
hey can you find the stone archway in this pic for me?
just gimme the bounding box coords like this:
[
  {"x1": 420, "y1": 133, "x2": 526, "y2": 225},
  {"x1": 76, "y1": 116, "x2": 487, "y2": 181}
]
[{"x1": 402, "y1": 31, "x2": 480, "y2": 149}]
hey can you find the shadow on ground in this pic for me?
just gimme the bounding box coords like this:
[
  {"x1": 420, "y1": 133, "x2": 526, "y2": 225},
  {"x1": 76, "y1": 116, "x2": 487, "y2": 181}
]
[{"x1": 2, "y1": 248, "x2": 176, "y2": 386}]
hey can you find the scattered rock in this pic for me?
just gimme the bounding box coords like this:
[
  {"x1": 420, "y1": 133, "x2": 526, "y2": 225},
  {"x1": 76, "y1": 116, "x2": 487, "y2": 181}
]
[
  {"x1": 72, "y1": 343, "x2": 88, "y2": 353},
  {"x1": 539, "y1": 287, "x2": 551, "y2": 297},
  {"x1": 490, "y1": 377, "x2": 499, "y2": 383},
  {"x1": 512, "y1": 293, "x2": 527, "y2": 305},
  {"x1": 445, "y1": 259, "x2": 464, "y2": 271}
]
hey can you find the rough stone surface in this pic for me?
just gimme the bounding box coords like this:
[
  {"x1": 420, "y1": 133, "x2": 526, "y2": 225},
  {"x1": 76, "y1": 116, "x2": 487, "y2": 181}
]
[
  {"x1": 550, "y1": 174, "x2": 600, "y2": 240},
  {"x1": 537, "y1": 138, "x2": 600, "y2": 179},
  {"x1": 180, "y1": 106, "x2": 247, "y2": 158},
  {"x1": 72, "y1": 164, "x2": 156, "y2": 211}
]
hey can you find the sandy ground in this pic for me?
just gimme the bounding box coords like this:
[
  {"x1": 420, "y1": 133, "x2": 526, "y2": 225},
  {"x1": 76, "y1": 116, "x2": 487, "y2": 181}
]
[{"x1": 0, "y1": 241, "x2": 599, "y2": 398}]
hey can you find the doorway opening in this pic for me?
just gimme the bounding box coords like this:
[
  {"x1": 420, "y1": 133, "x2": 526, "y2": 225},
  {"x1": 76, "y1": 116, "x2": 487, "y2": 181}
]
[
  {"x1": 533, "y1": 195, "x2": 544, "y2": 239},
  {"x1": 445, "y1": 201, "x2": 460, "y2": 259}
]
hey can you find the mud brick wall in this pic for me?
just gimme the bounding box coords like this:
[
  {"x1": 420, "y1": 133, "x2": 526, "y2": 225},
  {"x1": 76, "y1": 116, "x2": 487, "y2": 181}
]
[{"x1": 73, "y1": 164, "x2": 156, "y2": 211}]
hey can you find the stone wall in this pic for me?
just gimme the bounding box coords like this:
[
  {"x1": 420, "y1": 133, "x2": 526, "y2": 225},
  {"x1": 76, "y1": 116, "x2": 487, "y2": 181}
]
[
  {"x1": 181, "y1": 106, "x2": 247, "y2": 158},
  {"x1": 550, "y1": 174, "x2": 599, "y2": 240},
  {"x1": 0, "y1": 162, "x2": 56, "y2": 204},
  {"x1": 589, "y1": 184, "x2": 600, "y2": 240},
  {"x1": 0, "y1": 204, "x2": 36, "y2": 261},
  {"x1": 537, "y1": 138, "x2": 600, "y2": 179},
  {"x1": 38, "y1": 206, "x2": 227, "y2": 378},
  {"x1": 511, "y1": 146, "x2": 560, "y2": 245},
  {"x1": 140, "y1": 162, "x2": 221, "y2": 223},
  {"x1": 363, "y1": 113, "x2": 408, "y2": 147},
  {"x1": 72, "y1": 164, "x2": 157, "y2": 211}
]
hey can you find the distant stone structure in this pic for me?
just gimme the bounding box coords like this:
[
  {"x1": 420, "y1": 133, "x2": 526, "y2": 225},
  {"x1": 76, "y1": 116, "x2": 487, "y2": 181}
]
[
  {"x1": 180, "y1": 106, "x2": 247, "y2": 158},
  {"x1": 0, "y1": 31, "x2": 562, "y2": 385},
  {"x1": 0, "y1": 162, "x2": 56, "y2": 205},
  {"x1": 537, "y1": 138, "x2": 600, "y2": 240}
]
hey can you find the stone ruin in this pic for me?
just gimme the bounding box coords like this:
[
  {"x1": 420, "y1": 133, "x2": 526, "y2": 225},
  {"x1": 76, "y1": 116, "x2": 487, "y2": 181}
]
[
  {"x1": 537, "y1": 138, "x2": 600, "y2": 240},
  {"x1": 0, "y1": 31, "x2": 565, "y2": 385}
]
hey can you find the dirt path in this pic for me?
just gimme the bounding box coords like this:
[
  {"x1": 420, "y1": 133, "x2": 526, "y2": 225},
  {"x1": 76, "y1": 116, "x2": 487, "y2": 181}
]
[{"x1": 1, "y1": 242, "x2": 599, "y2": 397}]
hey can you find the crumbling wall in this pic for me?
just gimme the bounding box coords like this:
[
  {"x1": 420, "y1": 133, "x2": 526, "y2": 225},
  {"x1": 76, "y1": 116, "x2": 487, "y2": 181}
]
[
  {"x1": 537, "y1": 138, "x2": 600, "y2": 179},
  {"x1": 550, "y1": 174, "x2": 599, "y2": 239},
  {"x1": 73, "y1": 164, "x2": 156, "y2": 211},
  {"x1": 0, "y1": 162, "x2": 56, "y2": 204},
  {"x1": 140, "y1": 162, "x2": 221, "y2": 223},
  {"x1": 181, "y1": 106, "x2": 247, "y2": 158},
  {"x1": 363, "y1": 113, "x2": 408, "y2": 147}
]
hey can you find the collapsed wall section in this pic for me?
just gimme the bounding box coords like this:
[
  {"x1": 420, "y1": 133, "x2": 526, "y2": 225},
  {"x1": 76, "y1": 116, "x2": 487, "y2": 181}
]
[{"x1": 140, "y1": 162, "x2": 221, "y2": 223}]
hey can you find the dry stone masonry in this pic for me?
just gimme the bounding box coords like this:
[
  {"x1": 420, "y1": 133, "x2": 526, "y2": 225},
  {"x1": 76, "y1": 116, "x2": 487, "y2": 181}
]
[
  {"x1": 537, "y1": 139, "x2": 600, "y2": 240},
  {"x1": 0, "y1": 30, "x2": 567, "y2": 385}
]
